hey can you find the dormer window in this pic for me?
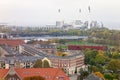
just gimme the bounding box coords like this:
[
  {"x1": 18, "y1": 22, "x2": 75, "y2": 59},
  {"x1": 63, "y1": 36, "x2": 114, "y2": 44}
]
[{"x1": 58, "y1": 76, "x2": 64, "y2": 80}]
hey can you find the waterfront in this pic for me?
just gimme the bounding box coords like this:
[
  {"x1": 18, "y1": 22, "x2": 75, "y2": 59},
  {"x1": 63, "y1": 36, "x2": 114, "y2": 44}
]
[{"x1": 14, "y1": 36, "x2": 88, "y2": 40}]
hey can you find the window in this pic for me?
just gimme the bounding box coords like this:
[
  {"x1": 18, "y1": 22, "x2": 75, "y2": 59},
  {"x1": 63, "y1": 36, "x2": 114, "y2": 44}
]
[
  {"x1": 10, "y1": 77, "x2": 15, "y2": 80},
  {"x1": 58, "y1": 76, "x2": 64, "y2": 80}
]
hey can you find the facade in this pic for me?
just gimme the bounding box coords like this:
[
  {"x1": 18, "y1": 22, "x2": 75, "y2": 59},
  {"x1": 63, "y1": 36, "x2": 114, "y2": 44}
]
[
  {"x1": 0, "y1": 68, "x2": 69, "y2": 80},
  {"x1": 49, "y1": 54, "x2": 84, "y2": 75},
  {"x1": 0, "y1": 56, "x2": 41, "y2": 69}
]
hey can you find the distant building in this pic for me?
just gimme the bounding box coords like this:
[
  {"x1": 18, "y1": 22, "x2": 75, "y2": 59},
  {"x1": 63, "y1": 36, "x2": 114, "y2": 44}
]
[
  {"x1": 0, "y1": 68, "x2": 69, "y2": 80},
  {"x1": 0, "y1": 33, "x2": 12, "y2": 39},
  {"x1": 74, "y1": 20, "x2": 83, "y2": 25},
  {"x1": 56, "y1": 21, "x2": 64, "y2": 27}
]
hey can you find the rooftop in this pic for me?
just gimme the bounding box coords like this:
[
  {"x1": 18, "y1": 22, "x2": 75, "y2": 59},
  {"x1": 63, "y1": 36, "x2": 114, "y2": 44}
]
[
  {"x1": 0, "y1": 39, "x2": 25, "y2": 47},
  {"x1": 0, "y1": 68, "x2": 70, "y2": 80}
]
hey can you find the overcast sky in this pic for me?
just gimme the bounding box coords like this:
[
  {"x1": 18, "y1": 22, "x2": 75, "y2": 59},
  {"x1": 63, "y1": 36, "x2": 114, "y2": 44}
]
[{"x1": 0, "y1": 0, "x2": 120, "y2": 29}]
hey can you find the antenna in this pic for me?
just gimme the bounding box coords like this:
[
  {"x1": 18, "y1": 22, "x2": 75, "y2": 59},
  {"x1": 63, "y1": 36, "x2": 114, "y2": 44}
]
[
  {"x1": 88, "y1": 6, "x2": 91, "y2": 29},
  {"x1": 79, "y1": 8, "x2": 81, "y2": 20},
  {"x1": 88, "y1": 0, "x2": 93, "y2": 29}
]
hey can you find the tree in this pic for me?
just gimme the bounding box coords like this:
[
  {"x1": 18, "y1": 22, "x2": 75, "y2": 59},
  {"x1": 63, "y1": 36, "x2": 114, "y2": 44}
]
[
  {"x1": 108, "y1": 59, "x2": 120, "y2": 73},
  {"x1": 79, "y1": 68, "x2": 89, "y2": 79},
  {"x1": 104, "y1": 73, "x2": 114, "y2": 80},
  {"x1": 88, "y1": 66, "x2": 99, "y2": 73},
  {"x1": 23, "y1": 76, "x2": 45, "y2": 80},
  {"x1": 84, "y1": 49, "x2": 98, "y2": 65},
  {"x1": 58, "y1": 39, "x2": 66, "y2": 44},
  {"x1": 57, "y1": 52, "x2": 63, "y2": 56},
  {"x1": 57, "y1": 52, "x2": 67, "y2": 57},
  {"x1": 33, "y1": 59, "x2": 42, "y2": 68},
  {"x1": 43, "y1": 60, "x2": 50, "y2": 68},
  {"x1": 89, "y1": 58, "x2": 96, "y2": 65},
  {"x1": 112, "y1": 51, "x2": 120, "y2": 59},
  {"x1": 94, "y1": 72, "x2": 105, "y2": 80},
  {"x1": 95, "y1": 54, "x2": 106, "y2": 65}
]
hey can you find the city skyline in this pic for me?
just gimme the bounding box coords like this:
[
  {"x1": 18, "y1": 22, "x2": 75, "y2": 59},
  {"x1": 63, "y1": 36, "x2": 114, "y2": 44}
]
[{"x1": 0, "y1": 0, "x2": 120, "y2": 30}]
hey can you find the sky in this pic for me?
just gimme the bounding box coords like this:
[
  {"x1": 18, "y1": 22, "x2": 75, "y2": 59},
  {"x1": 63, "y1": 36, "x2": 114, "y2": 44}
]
[{"x1": 0, "y1": 0, "x2": 120, "y2": 29}]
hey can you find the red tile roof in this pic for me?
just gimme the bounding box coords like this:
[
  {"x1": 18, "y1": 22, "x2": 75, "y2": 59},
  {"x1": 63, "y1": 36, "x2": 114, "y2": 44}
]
[
  {"x1": 0, "y1": 39, "x2": 25, "y2": 47},
  {"x1": 0, "y1": 69, "x2": 9, "y2": 78},
  {"x1": 15, "y1": 68, "x2": 69, "y2": 80}
]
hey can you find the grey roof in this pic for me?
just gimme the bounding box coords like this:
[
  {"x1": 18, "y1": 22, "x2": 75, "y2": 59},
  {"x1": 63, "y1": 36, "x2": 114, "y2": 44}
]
[
  {"x1": 21, "y1": 44, "x2": 84, "y2": 59},
  {"x1": 85, "y1": 73, "x2": 102, "y2": 80},
  {"x1": 0, "y1": 55, "x2": 42, "y2": 63},
  {"x1": 0, "y1": 44, "x2": 84, "y2": 64},
  {"x1": 0, "y1": 45, "x2": 15, "y2": 55},
  {"x1": 22, "y1": 44, "x2": 48, "y2": 57}
]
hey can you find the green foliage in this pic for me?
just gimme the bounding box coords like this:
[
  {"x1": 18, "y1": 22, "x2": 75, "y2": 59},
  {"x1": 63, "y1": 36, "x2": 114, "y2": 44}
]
[
  {"x1": 88, "y1": 66, "x2": 99, "y2": 72},
  {"x1": 104, "y1": 73, "x2": 114, "y2": 80},
  {"x1": 107, "y1": 59, "x2": 120, "y2": 72},
  {"x1": 88, "y1": 29, "x2": 120, "y2": 46},
  {"x1": 43, "y1": 60, "x2": 50, "y2": 68},
  {"x1": 95, "y1": 54, "x2": 106, "y2": 65},
  {"x1": 33, "y1": 59, "x2": 50, "y2": 68},
  {"x1": 112, "y1": 74, "x2": 120, "y2": 80},
  {"x1": 84, "y1": 49, "x2": 98, "y2": 65},
  {"x1": 79, "y1": 68, "x2": 89, "y2": 79},
  {"x1": 58, "y1": 39, "x2": 66, "y2": 44},
  {"x1": 112, "y1": 51, "x2": 120, "y2": 59},
  {"x1": 33, "y1": 59, "x2": 42, "y2": 68},
  {"x1": 23, "y1": 76, "x2": 45, "y2": 80},
  {"x1": 89, "y1": 58, "x2": 96, "y2": 65},
  {"x1": 94, "y1": 72, "x2": 105, "y2": 80},
  {"x1": 57, "y1": 52, "x2": 68, "y2": 57},
  {"x1": 104, "y1": 73, "x2": 120, "y2": 80}
]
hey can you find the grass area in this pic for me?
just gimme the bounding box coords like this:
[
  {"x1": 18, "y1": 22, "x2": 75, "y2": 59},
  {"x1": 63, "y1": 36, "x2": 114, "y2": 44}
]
[
  {"x1": 57, "y1": 45, "x2": 67, "y2": 49},
  {"x1": 58, "y1": 41, "x2": 112, "y2": 49},
  {"x1": 66, "y1": 41, "x2": 105, "y2": 46}
]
